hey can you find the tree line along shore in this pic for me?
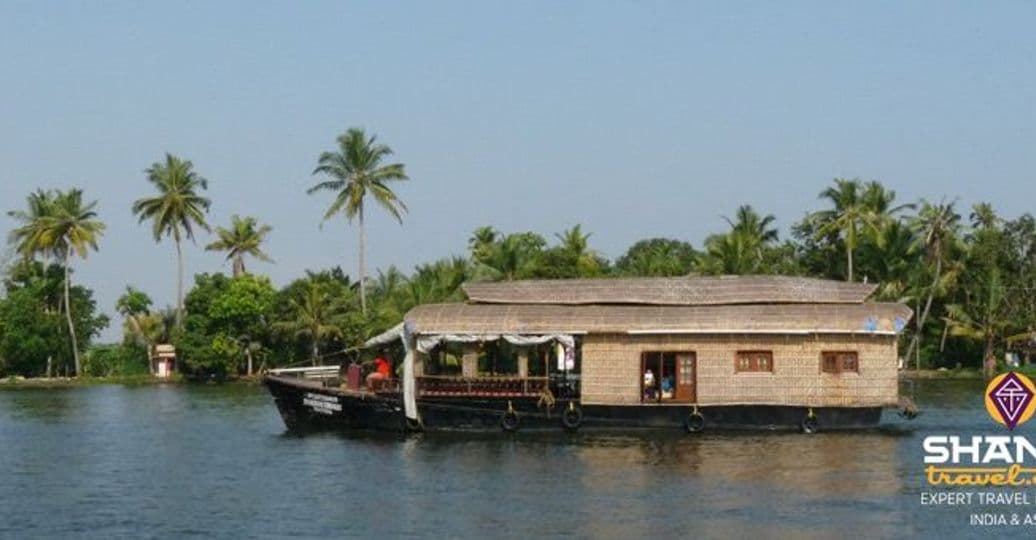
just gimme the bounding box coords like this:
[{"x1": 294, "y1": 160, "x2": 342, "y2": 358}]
[{"x1": 2, "y1": 127, "x2": 1035, "y2": 382}]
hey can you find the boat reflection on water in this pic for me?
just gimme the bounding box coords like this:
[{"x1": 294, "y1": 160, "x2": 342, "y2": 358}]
[{"x1": 355, "y1": 426, "x2": 914, "y2": 539}]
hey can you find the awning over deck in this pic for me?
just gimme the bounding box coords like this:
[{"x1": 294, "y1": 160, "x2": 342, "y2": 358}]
[
  {"x1": 363, "y1": 323, "x2": 574, "y2": 352},
  {"x1": 362, "y1": 322, "x2": 578, "y2": 423},
  {"x1": 363, "y1": 322, "x2": 406, "y2": 348}
]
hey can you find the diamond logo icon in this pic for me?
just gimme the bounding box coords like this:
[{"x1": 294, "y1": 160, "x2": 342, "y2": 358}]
[{"x1": 988, "y1": 372, "x2": 1035, "y2": 430}]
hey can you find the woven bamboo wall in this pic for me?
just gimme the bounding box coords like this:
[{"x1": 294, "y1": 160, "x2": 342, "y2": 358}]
[{"x1": 580, "y1": 333, "x2": 898, "y2": 407}]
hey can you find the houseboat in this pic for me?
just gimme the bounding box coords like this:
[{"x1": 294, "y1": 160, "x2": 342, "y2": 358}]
[{"x1": 263, "y1": 275, "x2": 915, "y2": 434}]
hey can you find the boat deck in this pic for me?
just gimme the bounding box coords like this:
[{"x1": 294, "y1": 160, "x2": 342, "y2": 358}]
[{"x1": 264, "y1": 373, "x2": 395, "y2": 398}]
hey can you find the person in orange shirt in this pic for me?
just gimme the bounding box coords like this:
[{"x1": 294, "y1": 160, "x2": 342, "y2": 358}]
[{"x1": 367, "y1": 351, "x2": 392, "y2": 391}]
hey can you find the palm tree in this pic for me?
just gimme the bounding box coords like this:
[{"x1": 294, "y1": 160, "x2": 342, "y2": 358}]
[
  {"x1": 554, "y1": 225, "x2": 602, "y2": 276},
  {"x1": 861, "y1": 181, "x2": 914, "y2": 224},
  {"x1": 904, "y1": 200, "x2": 961, "y2": 367},
  {"x1": 699, "y1": 232, "x2": 758, "y2": 275},
  {"x1": 721, "y1": 205, "x2": 779, "y2": 270},
  {"x1": 205, "y1": 215, "x2": 273, "y2": 277},
  {"x1": 970, "y1": 202, "x2": 999, "y2": 230},
  {"x1": 132, "y1": 154, "x2": 211, "y2": 327},
  {"x1": 811, "y1": 178, "x2": 884, "y2": 282},
  {"x1": 273, "y1": 281, "x2": 347, "y2": 366},
  {"x1": 468, "y1": 226, "x2": 499, "y2": 262},
  {"x1": 368, "y1": 266, "x2": 409, "y2": 327},
  {"x1": 404, "y1": 257, "x2": 470, "y2": 307},
  {"x1": 8, "y1": 190, "x2": 62, "y2": 376},
  {"x1": 116, "y1": 286, "x2": 153, "y2": 346},
  {"x1": 614, "y1": 238, "x2": 697, "y2": 277},
  {"x1": 44, "y1": 189, "x2": 105, "y2": 376},
  {"x1": 136, "y1": 308, "x2": 178, "y2": 348},
  {"x1": 473, "y1": 232, "x2": 545, "y2": 281},
  {"x1": 308, "y1": 128, "x2": 409, "y2": 315},
  {"x1": 864, "y1": 220, "x2": 920, "y2": 301},
  {"x1": 232, "y1": 334, "x2": 264, "y2": 376},
  {"x1": 723, "y1": 205, "x2": 779, "y2": 245},
  {"x1": 8, "y1": 189, "x2": 60, "y2": 261},
  {"x1": 944, "y1": 269, "x2": 1023, "y2": 362}
]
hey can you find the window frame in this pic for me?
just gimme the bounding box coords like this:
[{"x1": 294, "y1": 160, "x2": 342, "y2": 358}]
[
  {"x1": 734, "y1": 350, "x2": 774, "y2": 373},
  {"x1": 820, "y1": 351, "x2": 859, "y2": 374}
]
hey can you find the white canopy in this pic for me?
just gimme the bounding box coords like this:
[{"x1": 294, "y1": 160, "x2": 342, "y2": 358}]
[
  {"x1": 363, "y1": 323, "x2": 406, "y2": 348},
  {"x1": 415, "y1": 333, "x2": 575, "y2": 354}
]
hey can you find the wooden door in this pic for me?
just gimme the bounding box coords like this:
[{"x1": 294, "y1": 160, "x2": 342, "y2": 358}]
[{"x1": 676, "y1": 353, "x2": 696, "y2": 402}]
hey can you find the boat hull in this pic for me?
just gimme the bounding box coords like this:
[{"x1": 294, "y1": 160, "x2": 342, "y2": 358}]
[{"x1": 264, "y1": 375, "x2": 883, "y2": 434}]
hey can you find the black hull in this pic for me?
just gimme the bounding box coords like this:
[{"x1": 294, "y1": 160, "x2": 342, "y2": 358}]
[{"x1": 264, "y1": 375, "x2": 883, "y2": 434}]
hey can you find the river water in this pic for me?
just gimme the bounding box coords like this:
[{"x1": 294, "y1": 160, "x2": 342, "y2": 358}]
[{"x1": 0, "y1": 379, "x2": 1028, "y2": 539}]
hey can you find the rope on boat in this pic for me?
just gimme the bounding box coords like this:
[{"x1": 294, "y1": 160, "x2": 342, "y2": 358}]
[
  {"x1": 536, "y1": 388, "x2": 556, "y2": 418},
  {"x1": 259, "y1": 347, "x2": 363, "y2": 374}
]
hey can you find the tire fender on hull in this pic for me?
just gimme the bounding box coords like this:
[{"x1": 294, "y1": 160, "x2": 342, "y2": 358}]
[
  {"x1": 801, "y1": 408, "x2": 819, "y2": 434},
  {"x1": 561, "y1": 403, "x2": 583, "y2": 431},
  {"x1": 685, "y1": 407, "x2": 705, "y2": 433},
  {"x1": 501, "y1": 401, "x2": 520, "y2": 432}
]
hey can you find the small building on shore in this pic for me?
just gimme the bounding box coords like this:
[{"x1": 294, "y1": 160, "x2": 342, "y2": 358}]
[{"x1": 151, "y1": 344, "x2": 176, "y2": 378}]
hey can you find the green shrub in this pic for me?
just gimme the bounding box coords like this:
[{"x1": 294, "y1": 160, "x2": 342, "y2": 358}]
[{"x1": 83, "y1": 343, "x2": 150, "y2": 377}]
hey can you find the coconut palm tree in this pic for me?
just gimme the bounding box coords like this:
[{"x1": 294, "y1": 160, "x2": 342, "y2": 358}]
[
  {"x1": 861, "y1": 181, "x2": 913, "y2": 225},
  {"x1": 944, "y1": 269, "x2": 1024, "y2": 362},
  {"x1": 43, "y1": 189, "x2": 105, "y2": 376},
  {"x1": 404, "y1": 257, "x2": 470, "y2": 307},
  {"x1": 970, "y1": 202, "x2": 999, "y2": 230},
  {"x1": 468, "y1": 226, "x2": 499, "y2": 262},
  {"x1": 699, "y1": 232, "x2": 758, "y2": 275},
  {"x1": 367, "y1": 266, "x2": 409, "y2": 328},
  {"x1": 904, "y1": 200, "x2": 962, "y2": 367},
  {"x1": 614, "y1": 238, "x2": 697, "y2": 277},
  {"x1": 8, "y1": 190, "x2": 63, "y2": 376},
  {"x1": 473, "y1": 232, "x2": 545, "y2": 281},
  {"x1": 8, "y1": 189, "x2": 60, "y2": 261},
  {"x1": 811, "y1": 178, "x2": 884, "y2": 282},
  {"x1": 137, "y1": 308, "x2": 178, "y2": 348},
  {"x1": 205, "y1": 215, "x2": 273, "y2": 277},
  {"x1": 863, "y1": 220, "x2": 920, "y2": 301},
  {"x1": 554, "y1": 225, "x2": 603, "y2": 276},
  {"x1": 273, "y1": 281, "x2": 348, "y2": 366},
  {"x1": 308, "y1": 128, "x2": 409, "y2": 315},
  {"x1": 723, "y1": 205, "x2": 779, "y2": 245},
  {"x1": 116, "y1": 286, "x2": 153, "y2": 346},
  {"x1": 132, "y1": 154, "x2": 211, "y2": 327},
  {"x1": 720, "y1": 205, "x2": 779, "y2": 270}
]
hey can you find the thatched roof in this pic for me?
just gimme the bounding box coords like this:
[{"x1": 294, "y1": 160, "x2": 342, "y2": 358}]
[
  {"x1": 405, "y1": 302, "x2": 912, "y2": 336},
  {"x1": 461, "y1": 276, "x2": 877, "y2": 306}
]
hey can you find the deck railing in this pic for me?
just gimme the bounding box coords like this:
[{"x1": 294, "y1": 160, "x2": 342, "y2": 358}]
[
  {"x1": 416, "y1": 376, "x2": 549, "y2": 397},
  {"x1": 267, "y1": 366, "x2": 340, "y2": 380}
]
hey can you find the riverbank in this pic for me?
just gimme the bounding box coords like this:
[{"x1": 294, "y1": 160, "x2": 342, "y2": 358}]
[
  {"x1": 899, "y1": 368, "x2": 983, "y2": 380},
  {"x1": 900, "y1": 365, "x2": 1036, "y2": 380}
]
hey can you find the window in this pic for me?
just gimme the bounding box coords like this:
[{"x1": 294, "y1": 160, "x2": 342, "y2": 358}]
[
  {"x1": 735, "y1": 351, "x2": 773, "y2": 373},
  {"x1": 821, "y1": 351, "x2": 859, "y2": 374}
]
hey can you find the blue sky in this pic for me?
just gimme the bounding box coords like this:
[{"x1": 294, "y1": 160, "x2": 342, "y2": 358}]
[{"x1": 2, "y1": 2, "x2": 1034, "y2": 341}]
